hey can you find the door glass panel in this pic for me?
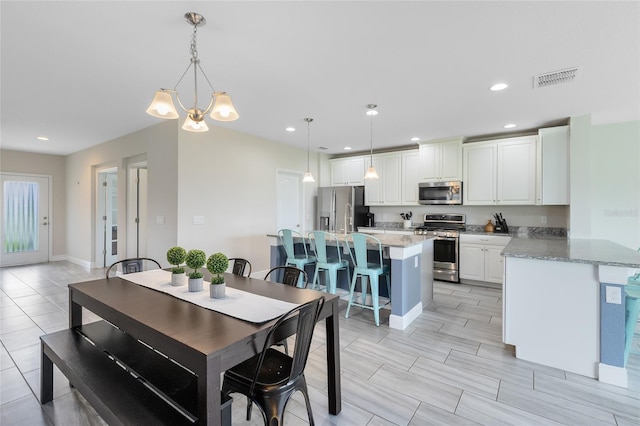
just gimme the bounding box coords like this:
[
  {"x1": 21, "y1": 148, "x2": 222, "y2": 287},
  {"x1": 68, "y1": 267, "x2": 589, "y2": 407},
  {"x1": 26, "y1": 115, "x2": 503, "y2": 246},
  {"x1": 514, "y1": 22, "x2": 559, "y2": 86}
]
[{"x1": 3, "y1": 181, "x2": 39, "y2": 253}]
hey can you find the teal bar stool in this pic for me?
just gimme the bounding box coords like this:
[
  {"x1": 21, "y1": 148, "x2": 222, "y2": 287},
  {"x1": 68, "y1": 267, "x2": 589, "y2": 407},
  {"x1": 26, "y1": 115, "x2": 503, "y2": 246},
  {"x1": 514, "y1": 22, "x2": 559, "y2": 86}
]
[
  {"x1": 344, "y1": 233, "x2": 390, "y2": 326},
  {"x1": 278, "y1": 229, "x2": 315, "y2": 288},
  {"x1": 308, "y1": 231, "x2": 350, "y2": 294}
]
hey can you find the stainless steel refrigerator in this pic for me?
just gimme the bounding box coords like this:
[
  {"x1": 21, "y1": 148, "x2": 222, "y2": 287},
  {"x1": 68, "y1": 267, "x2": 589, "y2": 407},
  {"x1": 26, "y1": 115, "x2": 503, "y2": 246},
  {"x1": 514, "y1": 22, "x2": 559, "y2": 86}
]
[{"x1": 316, "y1": 186, "x2": 370, "y2": 233}]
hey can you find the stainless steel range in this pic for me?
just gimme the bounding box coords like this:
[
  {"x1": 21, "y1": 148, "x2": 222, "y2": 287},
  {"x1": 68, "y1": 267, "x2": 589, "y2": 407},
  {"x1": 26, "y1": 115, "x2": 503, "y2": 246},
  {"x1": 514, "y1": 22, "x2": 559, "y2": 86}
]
[{"x1": 414, "y1": 213, "x2": 466, "y2": 283}]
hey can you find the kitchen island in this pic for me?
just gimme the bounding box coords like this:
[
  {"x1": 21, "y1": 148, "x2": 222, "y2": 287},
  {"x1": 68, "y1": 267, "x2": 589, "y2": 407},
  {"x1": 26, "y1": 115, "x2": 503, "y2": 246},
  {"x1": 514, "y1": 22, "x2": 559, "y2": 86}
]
[
  {"x1": 268, "y1": 233, "x2": 434, "y2": 329},
  {"x1": 502, "y1": 238, "x2": 640, "y2": 387}
]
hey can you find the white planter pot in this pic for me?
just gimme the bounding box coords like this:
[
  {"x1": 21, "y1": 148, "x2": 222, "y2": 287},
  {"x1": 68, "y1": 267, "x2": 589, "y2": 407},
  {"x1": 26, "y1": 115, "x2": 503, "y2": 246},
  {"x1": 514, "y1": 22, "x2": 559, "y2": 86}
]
[
  {"x1": 188, "y1": 277, "x2": 203, "y2": 292},
  {"x1": 171, "y1": 272, "x2": 186, "y2": 286},
  {"x1": 403, "y1": 220, "x2": 411, "y2": 229},
  {"x1": 210, "y1": 283, "x2": 226, "y2": 299}
]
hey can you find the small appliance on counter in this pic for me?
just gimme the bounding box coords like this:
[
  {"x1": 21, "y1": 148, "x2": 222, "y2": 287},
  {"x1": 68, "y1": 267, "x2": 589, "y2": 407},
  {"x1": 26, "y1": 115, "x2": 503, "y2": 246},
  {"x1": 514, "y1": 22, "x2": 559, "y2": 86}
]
[{"x1": 366, "y1": 212, "x2": 375, "y2": 227}]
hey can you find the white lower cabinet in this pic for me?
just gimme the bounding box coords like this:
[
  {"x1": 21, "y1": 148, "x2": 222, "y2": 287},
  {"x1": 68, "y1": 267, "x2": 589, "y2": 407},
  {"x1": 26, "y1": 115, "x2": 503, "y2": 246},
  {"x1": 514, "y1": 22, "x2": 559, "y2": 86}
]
[{"x1": 459, "y1": 235, "x2": 511, "y2": 284}]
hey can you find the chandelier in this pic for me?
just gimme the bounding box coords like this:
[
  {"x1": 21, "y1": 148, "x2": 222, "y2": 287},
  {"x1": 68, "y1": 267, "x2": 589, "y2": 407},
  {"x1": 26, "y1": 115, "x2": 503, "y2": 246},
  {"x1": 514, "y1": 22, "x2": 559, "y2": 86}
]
[{"x1": 146, "y1": 12, "x2": 239, "y2": 132}]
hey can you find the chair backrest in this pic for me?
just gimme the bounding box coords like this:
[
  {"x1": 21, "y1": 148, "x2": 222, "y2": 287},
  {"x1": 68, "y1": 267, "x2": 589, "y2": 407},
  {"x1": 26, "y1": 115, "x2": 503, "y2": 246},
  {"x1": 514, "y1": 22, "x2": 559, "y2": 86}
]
[
  {"x1": 308, "y1": 231, "x2": 342, "y2": 264},
  {"x1": 344, "y1": 233, "x2": 384, "y2": 269},
  {"x1": 106, "y1": 257, "x2": 162, "y2": 279},
  {"x1": 264, "y1": 266, "x2": 308, "y2": 287},
  {"x1": 250, "y1": 297, "x2": 325, "y2": 394},
  {"x1": 278, "y1": 229, "x2": 309, "y2": 260},
  {"x1": 228, "y1": 258, "x2": 252, "y2": 277}
]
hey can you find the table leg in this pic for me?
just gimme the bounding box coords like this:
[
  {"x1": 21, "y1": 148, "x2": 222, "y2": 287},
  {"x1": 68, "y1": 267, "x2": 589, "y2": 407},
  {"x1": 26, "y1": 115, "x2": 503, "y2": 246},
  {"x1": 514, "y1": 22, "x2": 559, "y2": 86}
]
[
  {"x1": 325, "y1": 299, "x2": 342, "y2": 415},
  {"x1": 40, "y1": 342, "x2": 53, "y2": 403},
  {"x1": 200, "y1": 356, "x2": 223, "y2": 425},
  {"x1": 69, "y1": 289, "x2": 82, "y2": 328}
]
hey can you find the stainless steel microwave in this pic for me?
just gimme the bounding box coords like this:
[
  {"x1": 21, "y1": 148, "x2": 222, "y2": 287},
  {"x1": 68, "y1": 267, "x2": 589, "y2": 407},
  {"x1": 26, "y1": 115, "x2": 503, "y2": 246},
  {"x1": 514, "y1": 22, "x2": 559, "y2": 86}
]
[{"x1": 418, "y1": 181, "x2": 463, "y2": 205}]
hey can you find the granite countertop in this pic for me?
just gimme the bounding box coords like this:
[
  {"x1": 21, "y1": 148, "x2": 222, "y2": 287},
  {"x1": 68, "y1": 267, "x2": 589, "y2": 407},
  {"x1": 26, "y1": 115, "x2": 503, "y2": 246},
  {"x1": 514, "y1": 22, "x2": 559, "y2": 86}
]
[{"x1": 502, "y1": 238, "x2": 640, "y2": 268}]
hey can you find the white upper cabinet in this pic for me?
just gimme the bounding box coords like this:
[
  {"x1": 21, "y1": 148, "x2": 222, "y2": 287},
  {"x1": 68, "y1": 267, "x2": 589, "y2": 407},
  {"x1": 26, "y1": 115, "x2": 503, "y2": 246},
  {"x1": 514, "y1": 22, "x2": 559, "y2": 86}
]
[
  {"x1": 463, "y1": 135, "x2": 537, "y2": 205},
  {"x1": 497, "y1": 136, "x2": 537, "y2": 204},
  {"x1": 537, "y1": 126, "x2": 569, "y2": 205},
  {"x1": 401, "y1": 150, "x2": 420, "y2": 205},
  {"x1": 364, "y1": 153, "x2": 402, "y2": 205},
  {"x1": 418, "y1": 137, "x2": 463, "y2": 182},
  {"x1": 463, "y1": 143, "x2": 496, "y2": 205},
  {"x1": 330, "y1": 157, "x2": 365, "y2": 186}
]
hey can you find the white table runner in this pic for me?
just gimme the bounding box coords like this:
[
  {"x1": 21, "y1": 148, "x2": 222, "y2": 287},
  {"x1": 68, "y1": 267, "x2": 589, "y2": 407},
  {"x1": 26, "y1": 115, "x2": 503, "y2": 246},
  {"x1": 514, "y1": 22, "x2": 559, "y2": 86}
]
[{"x1": 121, "y1": 269, "x2": 299, "y2": 323}]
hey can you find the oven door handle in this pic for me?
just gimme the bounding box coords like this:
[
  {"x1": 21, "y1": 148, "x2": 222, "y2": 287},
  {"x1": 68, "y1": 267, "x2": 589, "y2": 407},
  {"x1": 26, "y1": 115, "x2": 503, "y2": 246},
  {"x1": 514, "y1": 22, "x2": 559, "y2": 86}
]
[{"x1": 434, "y1": 236, "x2": 457, "y2": 241}]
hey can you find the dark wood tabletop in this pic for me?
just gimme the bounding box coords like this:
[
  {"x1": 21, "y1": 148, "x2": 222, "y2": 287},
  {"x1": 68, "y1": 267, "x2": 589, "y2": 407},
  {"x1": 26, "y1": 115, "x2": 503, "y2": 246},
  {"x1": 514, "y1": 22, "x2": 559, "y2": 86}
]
[{"x1": 68, "y1": 272, "x2": 342, "y2": 425}]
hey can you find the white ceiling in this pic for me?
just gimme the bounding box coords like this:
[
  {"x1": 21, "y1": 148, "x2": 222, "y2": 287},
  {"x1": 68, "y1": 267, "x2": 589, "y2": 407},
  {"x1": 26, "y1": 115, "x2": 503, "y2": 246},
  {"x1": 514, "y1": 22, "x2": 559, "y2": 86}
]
[{"x1": 1, "y1": 1, "x2": 639, "y2": 156}]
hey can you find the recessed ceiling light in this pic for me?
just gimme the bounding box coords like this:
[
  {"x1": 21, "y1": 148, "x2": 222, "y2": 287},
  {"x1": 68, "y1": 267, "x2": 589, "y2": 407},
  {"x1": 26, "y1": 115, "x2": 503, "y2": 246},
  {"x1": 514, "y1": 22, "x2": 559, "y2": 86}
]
[
  {"x1": 410, "y1": 137, "x2": 420, "y2": 142},
  {"x1": 490, "y1": 83, "x2": 508, "y2": 91},
  {"x1": 344, "y1": 146, "x2": 352, "y2": 150},
  {"x1": 285, "y1": 127, "x2": 295, "y2": 132},
  {"x1": 504, "y1": 123, "x2": 516, "y2": 129},
  {"x1": 318, "y1": 146, "x2": 328, "y2": 150},
  {"x1": 36, "y1": 136, "x2": 49, "y2": 141}
]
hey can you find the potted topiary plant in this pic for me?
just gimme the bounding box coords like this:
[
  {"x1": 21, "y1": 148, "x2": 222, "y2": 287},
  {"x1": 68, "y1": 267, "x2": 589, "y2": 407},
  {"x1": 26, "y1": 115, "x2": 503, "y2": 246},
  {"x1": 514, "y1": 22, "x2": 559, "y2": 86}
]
[
  {"x1": 207, "y1": 252, "x2": 229, "y2": 299},
  {"x1": 185, "y1": 249, "x2": 206, "y2": 292},
  {"x1": 166, "y1": 246, "x2": 187, "y2": 286}
]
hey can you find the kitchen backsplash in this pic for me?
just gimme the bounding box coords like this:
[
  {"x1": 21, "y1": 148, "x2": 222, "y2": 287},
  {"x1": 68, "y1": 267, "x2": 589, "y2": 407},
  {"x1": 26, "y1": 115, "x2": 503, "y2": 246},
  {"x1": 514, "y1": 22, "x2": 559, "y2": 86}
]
[
  {"x1": 369, "y1": 204, "x2": 569, "y2": 229},
  {"x1": 372, "y1": 221, "x2": 567, "y2": 238}
]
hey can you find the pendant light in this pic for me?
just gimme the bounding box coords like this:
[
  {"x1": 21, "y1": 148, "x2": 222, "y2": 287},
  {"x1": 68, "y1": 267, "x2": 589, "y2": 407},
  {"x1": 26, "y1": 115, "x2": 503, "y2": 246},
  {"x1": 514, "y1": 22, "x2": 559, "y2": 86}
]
[
  {"x1": 364, "y1": 104, "x2": 379, "y2": 179},
  {"x1": 302, "y1": 118, "x2": 316, "y2": 183},
  {"x1": 146, "y1": 12, "x2": 239, "y2": 132}
]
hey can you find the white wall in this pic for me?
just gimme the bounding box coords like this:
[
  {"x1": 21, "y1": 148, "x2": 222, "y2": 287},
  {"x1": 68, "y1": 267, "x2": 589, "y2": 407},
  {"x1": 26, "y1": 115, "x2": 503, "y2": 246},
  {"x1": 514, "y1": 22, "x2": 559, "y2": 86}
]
[
  {"x1": 65, "y1": 121, "x2": 179, "y2": 266},
  {"x1": 176, "y1": 124, "x2": 318, "y2": 274},
  {"x1": 589, "y1": 121, "x2": 640, "y2": 249},
  {"x1": 0, "y1": 150, "x2": 67, "y2": 258},
  {"x1": 569, "y1": 115, "x2": 592, "y2": 239}
]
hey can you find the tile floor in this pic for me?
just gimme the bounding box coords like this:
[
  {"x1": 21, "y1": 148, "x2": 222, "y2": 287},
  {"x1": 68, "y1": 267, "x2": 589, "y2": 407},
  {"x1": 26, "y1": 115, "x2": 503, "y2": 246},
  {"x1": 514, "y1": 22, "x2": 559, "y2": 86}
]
[{"x1": 1, "y1": 261, "x2": 639, "y2": 425}]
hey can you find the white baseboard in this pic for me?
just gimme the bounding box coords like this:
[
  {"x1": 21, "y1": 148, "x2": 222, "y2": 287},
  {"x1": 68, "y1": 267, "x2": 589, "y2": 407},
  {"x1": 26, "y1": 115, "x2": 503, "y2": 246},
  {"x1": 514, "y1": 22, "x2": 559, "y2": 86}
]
[
  {"x1": 63, "y1": 255, "x2": 93, "y2": 269},
  {"x1": 389, "y1": 302, "x2": 423, "y2": 330},
  {"x1": 598, "y1": 363, "x2": 628, "y2": 388}
]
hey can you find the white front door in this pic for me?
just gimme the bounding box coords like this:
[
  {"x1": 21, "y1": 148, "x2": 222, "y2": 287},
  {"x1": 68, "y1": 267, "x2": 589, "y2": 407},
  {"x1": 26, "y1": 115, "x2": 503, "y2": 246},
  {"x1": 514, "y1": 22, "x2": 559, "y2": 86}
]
[
  {"x1": 276, "y1": 170, "x2": 303, "y2": 232},
  {"x1": 0, "y1": 174, "x2": 50, "y2": 266}
]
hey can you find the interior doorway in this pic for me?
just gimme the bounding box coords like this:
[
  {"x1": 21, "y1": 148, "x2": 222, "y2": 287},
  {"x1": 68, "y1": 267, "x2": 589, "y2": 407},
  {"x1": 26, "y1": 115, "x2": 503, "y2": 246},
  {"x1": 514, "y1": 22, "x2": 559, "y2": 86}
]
[
  {"x1": 96, "y1": 167, "x2": 118, "y2": 268},
  {"x1": 276, "y1": 170, "x2": 304, "y2": 232},
  {"x1": 127, "y1": 161, "x2": 148, "y2": 258},
  {"x1": 0, "y1": 173, "x2": 50, "y2": 266}
]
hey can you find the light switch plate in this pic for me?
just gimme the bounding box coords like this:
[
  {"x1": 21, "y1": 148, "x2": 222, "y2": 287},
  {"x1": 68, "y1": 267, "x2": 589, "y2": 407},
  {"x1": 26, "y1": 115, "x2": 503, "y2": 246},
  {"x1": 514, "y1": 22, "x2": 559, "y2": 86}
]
[
  {"x1": 156, "y1": 215, "x2": 164, "y2": 225},
  {"x1": 192, "y1": 215, "x2": 205, "y2": 225},
  {"x1": 605, "y1": 286, "x2": 622, "y2": 304}
]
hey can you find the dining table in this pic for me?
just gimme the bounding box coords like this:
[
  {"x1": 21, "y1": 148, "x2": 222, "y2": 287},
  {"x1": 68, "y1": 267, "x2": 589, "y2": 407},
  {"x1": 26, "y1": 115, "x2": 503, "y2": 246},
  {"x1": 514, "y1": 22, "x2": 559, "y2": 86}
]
[{"x1": 65, "y1": 271, "x2": 342, "y2": 425}]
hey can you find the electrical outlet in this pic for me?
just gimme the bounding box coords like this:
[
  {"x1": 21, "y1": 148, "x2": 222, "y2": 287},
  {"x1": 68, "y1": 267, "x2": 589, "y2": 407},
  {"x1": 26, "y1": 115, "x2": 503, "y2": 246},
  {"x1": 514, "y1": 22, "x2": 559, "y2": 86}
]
[
  {"x1": 605, "y1": 286, "x2": 622, "y2": 304},
  {"x1": 540, "y1": 216, "x2": 548, "y2": 224}
]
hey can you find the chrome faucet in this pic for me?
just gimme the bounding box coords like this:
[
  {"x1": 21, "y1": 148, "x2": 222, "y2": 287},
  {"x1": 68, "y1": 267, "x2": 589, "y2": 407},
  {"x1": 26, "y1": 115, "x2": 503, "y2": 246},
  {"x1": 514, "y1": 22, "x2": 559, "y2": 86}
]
[{"x1": 344, "y1": 203, "x2": 353, "y2": 234}]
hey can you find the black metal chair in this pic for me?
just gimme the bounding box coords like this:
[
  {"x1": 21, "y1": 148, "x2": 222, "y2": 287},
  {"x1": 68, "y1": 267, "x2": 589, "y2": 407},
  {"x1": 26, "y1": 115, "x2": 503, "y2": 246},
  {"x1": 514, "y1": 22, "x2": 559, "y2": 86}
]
[
  {"x1": 263, "y1": 266, "x2": 308, "y2": 288},
  {"x1": 105, "y1": 257, "x2": 162, "y2": 279},
  {"x1": 222, "y1": 297, "x2": 325, "y2": 426},
  {"x1": 263, "y1": 266, "x2": 308, "y2": 355},
  {"x1": 228, "y1": 257, "x2": 252, "y2": 277}
]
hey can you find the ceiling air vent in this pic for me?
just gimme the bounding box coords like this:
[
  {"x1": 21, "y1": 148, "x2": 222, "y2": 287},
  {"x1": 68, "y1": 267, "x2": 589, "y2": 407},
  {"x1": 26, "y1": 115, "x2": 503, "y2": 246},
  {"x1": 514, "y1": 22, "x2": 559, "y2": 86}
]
[{"x1": 534, "y1": 67, "x2": 581, "y2": 88}]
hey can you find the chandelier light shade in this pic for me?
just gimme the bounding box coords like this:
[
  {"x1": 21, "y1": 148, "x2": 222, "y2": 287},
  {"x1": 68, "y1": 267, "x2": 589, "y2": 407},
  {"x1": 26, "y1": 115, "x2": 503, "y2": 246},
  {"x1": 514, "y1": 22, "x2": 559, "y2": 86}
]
[
  {"x1": 303, "y1": 118, "x2": 316, "y2": 183},
  {"x1": 146, "y1": 12, "x2": 239, "y2": 132},
  {"x1": 364, "y1": 104, "x2": 379, "y2": 179}
]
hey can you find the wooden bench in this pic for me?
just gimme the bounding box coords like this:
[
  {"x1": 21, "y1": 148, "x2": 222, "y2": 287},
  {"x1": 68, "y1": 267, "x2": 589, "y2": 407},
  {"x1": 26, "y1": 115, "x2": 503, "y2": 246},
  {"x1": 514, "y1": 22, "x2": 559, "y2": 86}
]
[{"x1": 40, "y1": 321, "x2": 231, "y2": 425}]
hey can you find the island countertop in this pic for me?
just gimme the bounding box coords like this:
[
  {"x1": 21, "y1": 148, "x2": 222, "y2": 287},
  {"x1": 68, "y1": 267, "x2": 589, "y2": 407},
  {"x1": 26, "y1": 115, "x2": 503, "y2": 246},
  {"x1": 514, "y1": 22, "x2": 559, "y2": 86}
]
[
  {"x1": 268, "y1": 232, "x2": 433, "y2": 248},
  {"x1": 502, "y1": 237, "x2": 640, "y2": 268}
]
